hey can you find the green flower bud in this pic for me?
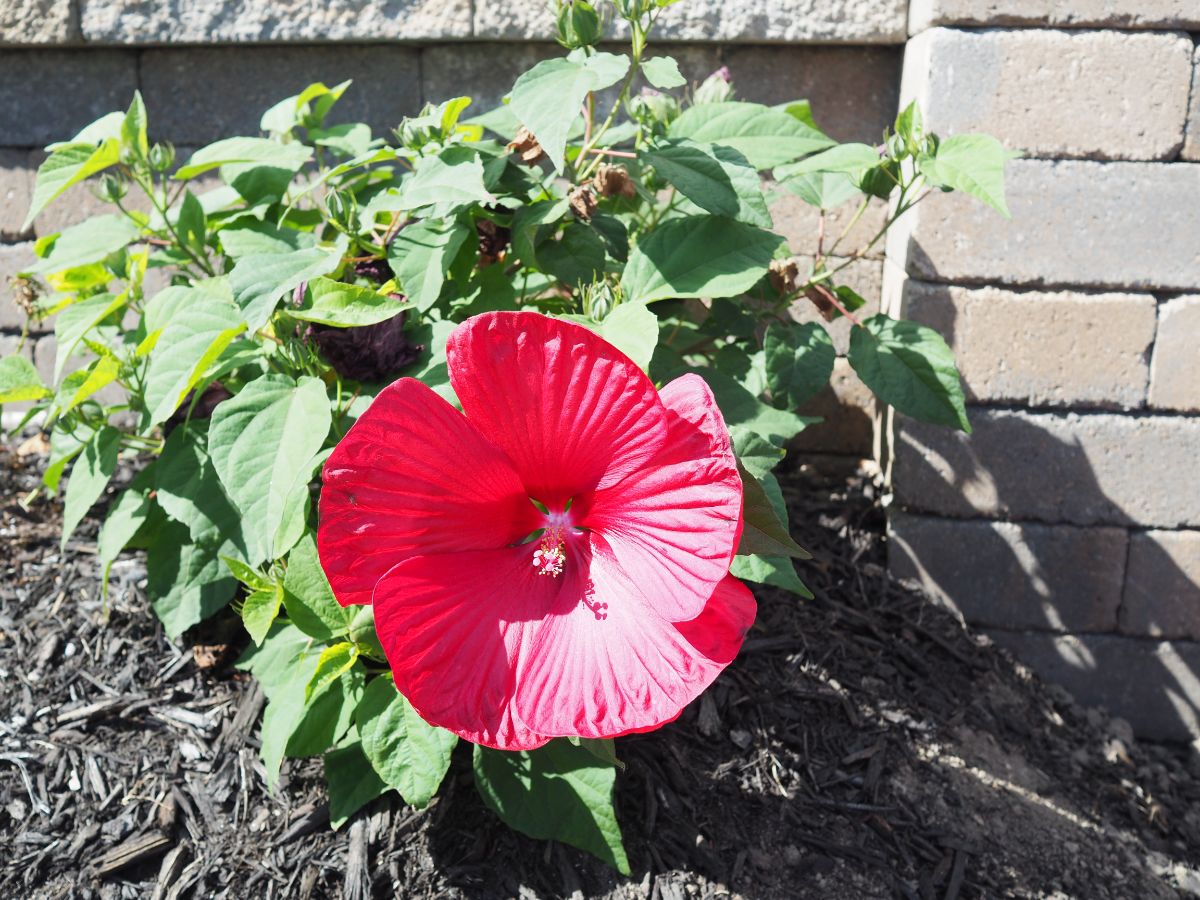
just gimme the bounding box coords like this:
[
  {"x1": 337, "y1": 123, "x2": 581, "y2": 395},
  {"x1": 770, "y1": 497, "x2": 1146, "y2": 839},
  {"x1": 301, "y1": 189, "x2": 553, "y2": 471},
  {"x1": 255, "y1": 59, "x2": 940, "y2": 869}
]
[
  {"x1": 93, "y1": 172, "x2": 129, "y2": 204},
  {"x1": 556, "y1": 0, "x2": 603, "y2": 49},
  {"x1": 148, "y1": 141, "x2": 175, "y2": 173}
]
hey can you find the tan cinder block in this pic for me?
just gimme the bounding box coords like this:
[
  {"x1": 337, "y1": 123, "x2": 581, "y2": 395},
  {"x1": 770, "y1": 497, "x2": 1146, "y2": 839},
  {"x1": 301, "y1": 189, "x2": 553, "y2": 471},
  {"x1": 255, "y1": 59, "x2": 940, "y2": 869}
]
[
  {"x1": 893, "y1": 409, "x2": 1200, "y2": 528},
  {"x1": 902, "y1": 28, "x2": 1192, "y2": 161},
  {"x1": 889, "y1": 511, "x2": 1127, "y2": 632},
  {"x1": 0, "y1": 150, "x2": 33, "y2": 242},
  {"x1": 910, "y1": 0, "x2": 1200, "y2": 31},
  {"x1": 1121, "y1": 530, "x2": 1200, "y2": 641},
  {"x1": 986, "y1": 630, "x2": 1200, "y2": 741},
  {"x1": 902, "y1": 282, "x2": 1156, "y2": 409},
  {"x1": 793, "y1": 357, "x2": 875, "y2": 456},
  {"x1": 888, "y1": 160, "x2": 1200, "y2": 291},
  {"x1": 0, "y1": 0, "x2": 78, "y2": 44},
  {"x1": 80, "y1": 0, "x2": 471, "y2": 42},
  {"x1": 1184, "y1": 44, "x2": 1200, "y2": 161},
  {"x1": 474, "y1": 0, "x2": 908, "y2": 43},
  {"x1": 770, "y1": 187, "x2": 888, "y2": 260},
  {"x1": 1149, "y1": 295, "x2": 1200, "y2": 412},
  {"x1": 787, "y1": 256, "x2": 882, "y2": 354},
  {"x1": 723, "y1": 45, "x2": 902, "y2": 143}
]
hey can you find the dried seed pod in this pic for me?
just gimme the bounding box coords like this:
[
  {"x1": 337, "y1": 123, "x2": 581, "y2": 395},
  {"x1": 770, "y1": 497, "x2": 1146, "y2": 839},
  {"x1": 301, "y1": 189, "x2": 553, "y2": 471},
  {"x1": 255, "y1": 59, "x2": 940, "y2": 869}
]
[
  {"x1": 804, "y1": 283, "x2": 840, "y2": 322},
  {"x1": 592, "y1": 163, "x2": 636, "y2": 199},
  {"x1": 568, "y1": 184, "x2": 598, "y2": 220},
  {"x1": 506, "y1": 127, "x2": 546, "y2": 165},
  {"x1": 768, "y1": 258, "x2": 801, "y2": 296}
]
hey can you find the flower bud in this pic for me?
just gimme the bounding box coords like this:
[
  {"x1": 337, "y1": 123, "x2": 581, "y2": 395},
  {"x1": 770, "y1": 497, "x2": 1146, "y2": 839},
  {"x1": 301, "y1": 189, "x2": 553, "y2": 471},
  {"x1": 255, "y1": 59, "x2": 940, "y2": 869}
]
[
  {"x1": 556, "y1": 0, "x2": 603, "y2": 49},
  {"x1": 327, "y1": 189, "x2": 360, "y2": 234},
  {"x1": 856, "y1": 160, "x2": 900, "y2": 200},
  {"x1": 630, "y1": 88, "x2": 679, "y2": 127},
  {"x1": 693, "y1": 67, "x2": 735, "y2": 105},
  {"x1": 148, "y1": 141, "x2": 176, "y2": 173},
  {"x1": 93, "y1": 172, "x2": 129, "y2": 204}
]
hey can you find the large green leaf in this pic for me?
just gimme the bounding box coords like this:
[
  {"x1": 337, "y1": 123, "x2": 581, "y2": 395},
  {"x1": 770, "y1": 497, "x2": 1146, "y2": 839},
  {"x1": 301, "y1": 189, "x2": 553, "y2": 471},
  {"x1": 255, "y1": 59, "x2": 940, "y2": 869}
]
[
  {"x1": 702, "y1": 368, "x2": 815, "y2": 444},
  {"x1": 146, "y1": 521, "x2": 238, "y2": 638},
  {"x1": 235, "y1": 622, "x2": 314, "y2": 701},
  {"x1": 155, "y1": 428, "x2": 247, "y2": 554},
  {"x1": 59, "y1": 356, "x2": 121, "y2": 415},
  {"x1": 641, "y1": 55, "x2": 686, "y2": 89},
  {"x1": 325, "y1": 741, "x2": 390, "y2": 829},
  {"x1": 669, "y1": 101, "x2": 834, "y2": 170},
  {"x1": 509, "y1": 51, "x2": 631, "y2": 172},
  {"x1": 143, "y1": 294, "x2": 245, "y2": 425},
  {"x1": 27, "y1": 214, "x2": 141, "y2": 275},
  {"x1": 228, "y1": 235, "x2": 348, "y2": 331},
  {"x1": 97, "y1": 467, "x2": 154, "y2": 596},
  {"x1": 474, "y1": 740, "x2": 630, "y2": 874},
  {"x1": 764, "y1": 321, "x2": 836, "y2": 408},
  {"x1": 60, "y1": 425, "x2": 121, "y2": 549},
  {"x1": 0, "y1": 356, "x2": 50, "y2": 403},
  {"x1": 23, "y1": 139, "x2": 121, "y2": 229},
  {"x1": 735, "y1": 459, "x2": 809, "y2": 560},
  {"x1": 586, "y1": 301, "x2": 658, "y2": 371},
  {"x1": 356, "y1": 677, "x2": 458, "y2": 808},
  {"x1": 208, "y1": 375, "x2": 332, "y2": 563},
  {"x1": 52, "y1": 291, "x2": 127, "y2": 383},
  {"x1": 919, "y1": 133, "x2": 1012, "y2": 217},
  {"x1": 538, "y1": 223, "x2": 607, "y2": 290},
  {"x1": 282, "y1": 533, "x2": 354, "y2": 641},
  {"x1": 622, "y1": 216, "x2": 783, "y2": 304},
  {"x1": 847, "y1": 314, "x2": 970, "y2": 432},
  {"x1": 781, "y1": 170, "x2": 861, "y2": 210},
  {"x1": 774, "y1": 142, "x2": 880, "y2": 181},
  {"x1": 241, "y1": 585, "x2": 283, "y2": 647},
  {"x1": 220, "y1": 222, "x2": 316, "y2": 258},
  {"x1": 402, "y1": 147, "x2": 495, "y2": 213},
  {"x1": 175, "y1": 137, "x2": 313, "y2": 180},
  {"x1": 387, "y1": 218, "x2": 472, "y2": 312},
  {"x1": 290, "y1": 277, "x2": 411, "y2": 327},
  {"x1": 645, "y1": 140, "x2": 771, "y2": 227},
  {"x1": 260, "y1": 658, "x2": 362, "y2": 788}
]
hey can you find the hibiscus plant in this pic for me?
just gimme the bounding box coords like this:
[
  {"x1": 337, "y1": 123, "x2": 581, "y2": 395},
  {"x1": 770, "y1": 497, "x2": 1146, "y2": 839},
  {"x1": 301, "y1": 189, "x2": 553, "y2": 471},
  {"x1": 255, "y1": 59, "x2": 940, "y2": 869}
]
[{"x1": 0, "y1": 0, "x2": 1008, "y2": 871}]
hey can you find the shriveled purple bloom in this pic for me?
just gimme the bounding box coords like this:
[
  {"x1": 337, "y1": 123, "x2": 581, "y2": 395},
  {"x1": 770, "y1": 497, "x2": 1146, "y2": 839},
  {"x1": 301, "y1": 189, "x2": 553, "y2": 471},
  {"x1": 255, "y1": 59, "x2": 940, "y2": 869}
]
[
  {"x1": 354, "y1": 257, "x2": 393, "y2": 285},
  {"x1": 164, "y1": 382, "x2": 233, "y2": 435},
  {"x1": 310, "y1": 302, "x2": 424, "y2": 383}
]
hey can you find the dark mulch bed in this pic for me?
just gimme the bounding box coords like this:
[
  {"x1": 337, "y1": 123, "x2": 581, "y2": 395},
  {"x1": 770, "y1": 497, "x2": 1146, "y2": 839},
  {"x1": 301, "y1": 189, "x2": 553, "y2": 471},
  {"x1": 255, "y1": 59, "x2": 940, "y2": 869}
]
[{"x1": 2, "y1": 442, "x2": 1200, "y2": 900}]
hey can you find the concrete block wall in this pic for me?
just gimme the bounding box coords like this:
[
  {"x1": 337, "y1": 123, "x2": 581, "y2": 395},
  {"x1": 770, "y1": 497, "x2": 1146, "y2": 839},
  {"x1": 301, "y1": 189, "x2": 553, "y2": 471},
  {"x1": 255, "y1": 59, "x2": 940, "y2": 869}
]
[
  {"x1": 0, "y1": 1, "x2": 903, "y2": 454},
  {"x1": 885, "y1": 9, "x2": 1200, "y2": 741}
]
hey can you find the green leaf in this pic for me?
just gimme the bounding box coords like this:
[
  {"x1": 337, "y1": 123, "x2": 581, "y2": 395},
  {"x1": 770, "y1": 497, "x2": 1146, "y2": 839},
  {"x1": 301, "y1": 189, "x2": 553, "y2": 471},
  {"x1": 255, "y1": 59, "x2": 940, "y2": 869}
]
[
  {"x1": 641, "y1": 56, "x2": 686, "y2": 89},
  {"x1": 593, "y1": 302, "x2": 658, "y2": 371},
  {"x1": 175, "y1": 137, "x2": 313, "y2": 180},
  {"x1": 0, "y1": 356, "x2": 50, "y2": 403},
  {"x1": 774, "y1": 142, "x2": 880, "y2": 181},
  {"x1": 59, "y1": 355, "x2": 120, "y2": 414},
  {"x1": 155, "y1": 427, "x2": 247, "y2": 553},
  {"x1": 242, "y1": 585, "x2": 284, "y2": 646},
  {"x1": 538, "y1": 223, "x2": 607, "y2": 290},
  {"x1": 52, "y1": 291, "x2": 127, "y2": 383},
  {"x1": 306, "y1": 642, "x2": 359, "y2": 702},
  {"x1": 847, "y1": 314, "x2": 970, "y2": 431},
  {"x1": 669, "y1": 101, "x2": 834, "y2": 169},
  {"x1": 736, "y1": 459, "x2": 809, "y2": 559},
  {"x1": 283, "y1": 533, "x2": 353, "y2": 641},
  {"x1": 221, "y1": 556, "x2": 273, "y2": 591},
  {"x1": 571, "y1": 737, "x2": 625, "y2": 770},
  {"x1": 121, "y1": 91, "x2": 149, "y2": 158},
  {"x1": 474, "y1": 740, "x2": 630, "y2": 874},
  {"x1": 356, "y1": 677, "x2": 458, "y2": 808},
  {"x1": 895, "y1": 100, "x2": 922, "y2": 145},
  {"x1": 764, "y1": 321, "x2": 835, "y2": 408},
  {"x1": 509, "y1": 52, "x2": 631, "y2": 171},
  {"x1": 511, "y1": 199, "x2": 568, "y2": 268},
  {"x1": 730, "y1": 553, "x2": 811, "y2": 597},
  {"x1": 918, "y1": 133, "x2": 1012, "y2": 217},
  {"x1": 24, "y1": 139, "x2": 121, "y2": 229},
  {"x1": 387, "y1": 218, "x2": 472, "y2": 312},
  {"x1": 146, "y1": 522, "x2": 238, "y2": 638},
  {"x1": 622, "y1": 216, "x2": 783, "y2": 304},
  {"x1": 61, "y1": 425, "x2": 121, "y2": 549},
  {"x1": 402, "y1": 147, "x2": 495, "y2": 213},
  {"x1": 781, "y1": 171, "x2": 860, "y2": 210},
  {"x1": 235, "y1": 622, "x2": 313, "y2": 700},
  {"x1": 97, "y1": 467, "x2": 153, "y2": 596},
  {"x1": 220, "y1": 222, "x2": 316, "y2": 258},
  {"x1": 176, "y1": 190, "x2": 207, "y2": 254},
  {"x1": 209, "y1": 375, "x2": 332, "y2": 563},
  {"x1": 325, "y1": 741, "x2": 389, "y2": 829},
  {"x1": 703, "y1": 368, "x2": 815, "y2": 443},
  {"x1": 228, "y1": 235, "x2": 349, "y2": 331},
  {"x1": 291, "y1": 277, "x2": 412, "y2": 327},
  {"x1": 143, "y1": 294, "x2": 245, "y2": 425},
  {"x1": 645, "y1": 140, "x2": 771, "y2": 227},
  {"x1": 27, "y1": 214, "x2": 141, "y2": 275}
]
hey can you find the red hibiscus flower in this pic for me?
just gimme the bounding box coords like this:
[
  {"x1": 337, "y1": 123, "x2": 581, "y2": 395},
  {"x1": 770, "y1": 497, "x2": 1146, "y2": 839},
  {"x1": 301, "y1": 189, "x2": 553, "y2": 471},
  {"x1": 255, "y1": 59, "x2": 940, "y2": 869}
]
[{"x1": 317, "y1": 311, "x2": 756, "y2": 750}]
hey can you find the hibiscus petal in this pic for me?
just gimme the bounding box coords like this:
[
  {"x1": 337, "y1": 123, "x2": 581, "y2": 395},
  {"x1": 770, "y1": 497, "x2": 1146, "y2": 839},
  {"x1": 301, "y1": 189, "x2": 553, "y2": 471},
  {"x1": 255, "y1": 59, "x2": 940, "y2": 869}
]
[
  {"x1": 581, "y1": 373, "x2": 743, "y2": 622},
  {"x1": 318, "y1": 378, "x2": 539, "y2": 607},
  {"x1": 512, "y1": 538, "x2": 756, "y2": 740},
  {"x1": 446, "y1": 312, "x2": 668, "y2": 505},
  {"x1": 372, "y1": 546, "x2": 582, "y2": 751}
]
